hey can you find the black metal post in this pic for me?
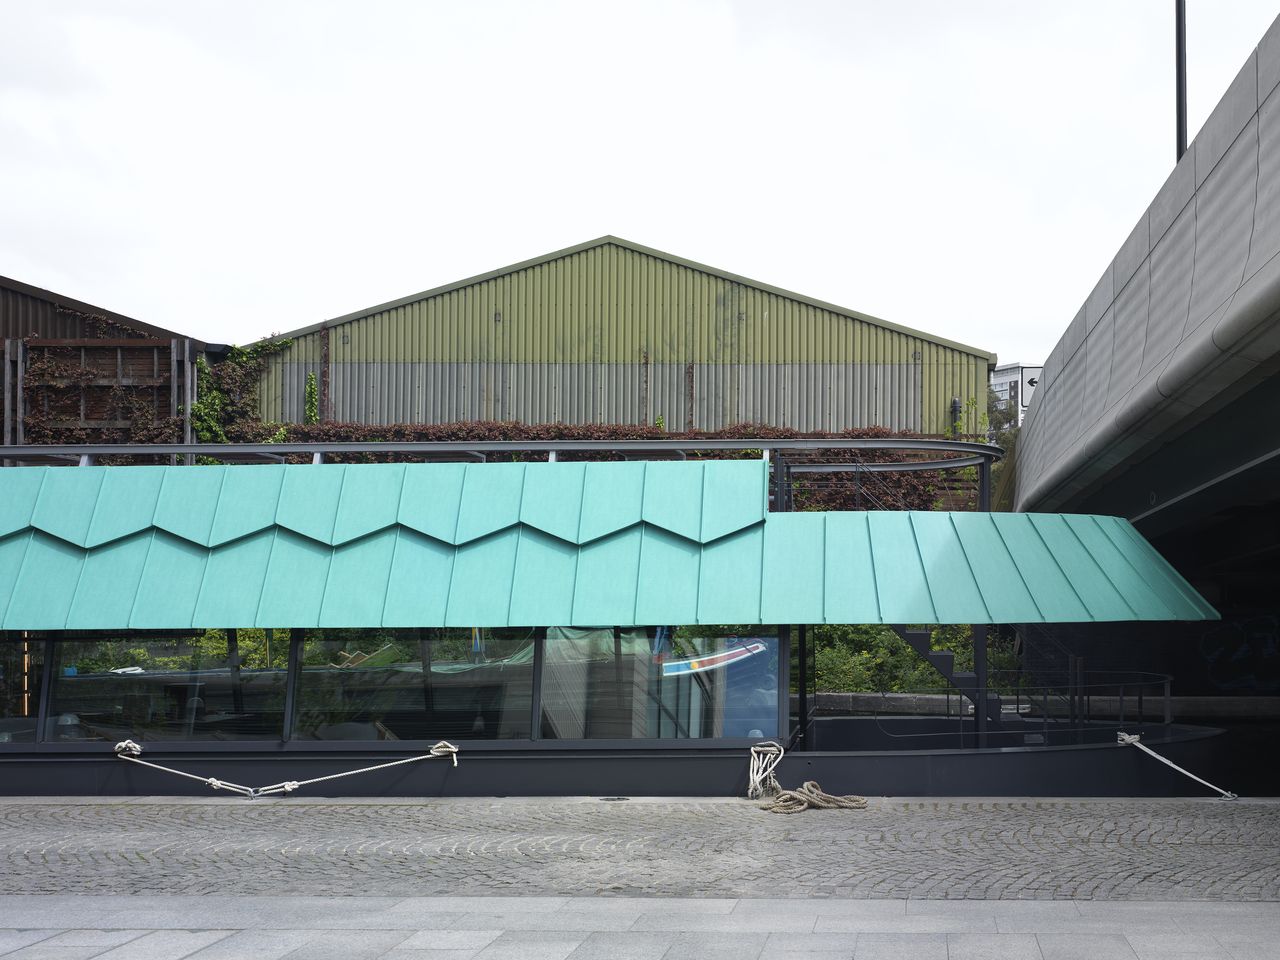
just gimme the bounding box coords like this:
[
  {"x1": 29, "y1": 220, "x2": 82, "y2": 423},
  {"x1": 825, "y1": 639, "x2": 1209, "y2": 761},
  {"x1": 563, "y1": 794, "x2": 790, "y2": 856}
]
[
  {"x1": 778, "y1": 625, "x2": 791, "y2": 744},
  {"x1": 530, "y1": 635, "x2": 545, "y2": 740},
  {"x1": 36, "y1": 636, "x2": 54, "y2": 743},
  {"x1": 797, "y1": 625, "x2": 808, "y2": 748},
  {"x1": 1067, "y1": 654, "x2": 1077, "y2": 728},
  {"x1": 281, "y1": 629, "x2": 302, "y2": 741},
  {"x1": 227, "y1": 630, "x2": 244, "y2": 716},
  {"x1": 978, "y1": 458, "x2": 992, "y2": 512},
  {"x1": 973, "y1": 624, "x2": 988, "y2": 747},
  {"x1": 1176, "y1": 0, "x2": 1187, "y2": 161}
]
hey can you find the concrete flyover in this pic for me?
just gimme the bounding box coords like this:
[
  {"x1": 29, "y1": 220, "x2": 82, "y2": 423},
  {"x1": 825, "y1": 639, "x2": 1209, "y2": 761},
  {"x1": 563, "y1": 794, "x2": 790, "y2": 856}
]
[{"x1": 1017, "y1": 12, "x2": 1280, "y2": 523}]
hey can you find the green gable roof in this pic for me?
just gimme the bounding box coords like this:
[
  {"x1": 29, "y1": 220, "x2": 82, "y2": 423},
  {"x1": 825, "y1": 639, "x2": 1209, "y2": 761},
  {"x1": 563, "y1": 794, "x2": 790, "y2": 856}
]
[{"x1": 0, "y1": 462, "x2": 1217, "y2": 630}]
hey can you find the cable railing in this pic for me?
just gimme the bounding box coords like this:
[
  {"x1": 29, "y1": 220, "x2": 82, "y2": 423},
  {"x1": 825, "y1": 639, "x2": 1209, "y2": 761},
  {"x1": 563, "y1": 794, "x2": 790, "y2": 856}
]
[{"x1": 837, "y1": 671, "x2": 1176, "y2": 750}]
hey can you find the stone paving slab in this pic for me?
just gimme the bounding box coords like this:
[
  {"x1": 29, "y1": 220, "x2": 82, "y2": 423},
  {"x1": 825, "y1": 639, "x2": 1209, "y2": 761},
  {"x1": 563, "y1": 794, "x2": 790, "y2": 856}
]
[
  {"x1": 0, "y1": 897, "x2": 1278, "y2": 959},
  {"x1": 0, "y1": 796, "x2": 1277, "y2": 901}
]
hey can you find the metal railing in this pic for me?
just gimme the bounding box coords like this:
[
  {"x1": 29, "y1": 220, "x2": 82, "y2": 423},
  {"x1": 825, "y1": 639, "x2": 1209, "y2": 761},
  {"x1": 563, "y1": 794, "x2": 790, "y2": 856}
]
[{"x1": 849, "y1": 671, "x2": 1175, "y2": 749}]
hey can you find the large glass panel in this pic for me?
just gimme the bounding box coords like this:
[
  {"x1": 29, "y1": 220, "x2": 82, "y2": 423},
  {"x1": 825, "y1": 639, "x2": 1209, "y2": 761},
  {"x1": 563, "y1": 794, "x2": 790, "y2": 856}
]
[
  {"x1": 540, "y1": 626, "x2": 780, "y2": 739},
  {"x1": 292, "y1": 629, "x2": 534, "y2": 741},
  {"x1": 0, "y1": 637, "x2": 43, "y2": 743},
  {"x1": 47, "y1": 632, "x2": 288, "y2": 742}
]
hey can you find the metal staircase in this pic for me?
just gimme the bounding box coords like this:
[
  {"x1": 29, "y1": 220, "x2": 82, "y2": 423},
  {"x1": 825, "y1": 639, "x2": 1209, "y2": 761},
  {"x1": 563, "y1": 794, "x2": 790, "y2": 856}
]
[{"x1": 893, "y1": 627, "x2": 1003, "y2": 726}]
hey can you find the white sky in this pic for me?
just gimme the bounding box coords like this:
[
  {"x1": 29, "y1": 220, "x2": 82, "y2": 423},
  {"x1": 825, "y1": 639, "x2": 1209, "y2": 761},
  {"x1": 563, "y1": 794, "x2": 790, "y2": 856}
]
[{"x1": 2, "y1": 1, "x2": 1277, "y2": 366}]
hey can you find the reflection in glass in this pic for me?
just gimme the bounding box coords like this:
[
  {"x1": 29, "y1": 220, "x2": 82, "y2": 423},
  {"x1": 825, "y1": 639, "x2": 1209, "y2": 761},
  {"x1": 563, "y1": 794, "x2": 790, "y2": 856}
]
[
  {"x1": 47, "y1": 632, "x2": 288, "y2": 741},
  {"x1": 0, "y1": 637, "x2": 43, "y2": 744},
  {"x1": 292, "y1": 629, "x2": 534, "y2": 741},
  {"x1": 540, "y1": 627, "x2": 779, "y2": 739}
]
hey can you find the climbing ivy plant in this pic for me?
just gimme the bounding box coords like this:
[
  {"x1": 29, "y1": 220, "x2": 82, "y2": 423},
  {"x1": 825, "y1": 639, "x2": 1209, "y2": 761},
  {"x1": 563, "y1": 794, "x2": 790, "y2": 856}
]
[{"x1": 189, "y1": 339, "x2": 292, "y2": 445}]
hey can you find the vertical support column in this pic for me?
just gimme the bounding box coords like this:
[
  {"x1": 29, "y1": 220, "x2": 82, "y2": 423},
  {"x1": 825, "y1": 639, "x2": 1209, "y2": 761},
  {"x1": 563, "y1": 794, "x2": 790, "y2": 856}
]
[
  {"x1": 182, "y1": 339, "x2": 194, "y2": 465},
  {"x1": 777, "y1": 625, "x2": 791, "y2": 744},
  {"x1": 530, "y1": 634, "x2": 545, "y2": 741},
  {"x1": 37, "y1": 636, "x2": 55, "y2": 743},
  {"x1": 169, "y1": 339, "x2": 179, "y2": 465},
  {"x1": 797, "y1": 624, "x2": 808, "y2": 749},
  {"x1": 978, "y1": 457, "x2": 992, "y2": 512},
  {"x1": 972, "y1": 623, "x2": 988, "y2": 747},
  {"x1": 281, "y1": 629, "x2": 302, "y2": 742},
  {"x1": 15, "y1": 341, "x2": 25, "y2": 445},
  {"x1": 2, "y1": 339, "x2": 12, "y2": 456}
]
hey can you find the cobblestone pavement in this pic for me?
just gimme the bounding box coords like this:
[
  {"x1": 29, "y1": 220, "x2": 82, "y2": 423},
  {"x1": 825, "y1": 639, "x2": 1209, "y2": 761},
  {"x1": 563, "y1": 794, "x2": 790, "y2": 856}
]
[{"x1": 1, "y1": 796, "x2": 1277, "y2": 901}]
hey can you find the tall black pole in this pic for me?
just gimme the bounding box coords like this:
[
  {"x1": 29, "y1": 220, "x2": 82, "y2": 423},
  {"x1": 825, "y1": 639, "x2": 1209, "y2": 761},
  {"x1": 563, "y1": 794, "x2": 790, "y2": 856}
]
[{"x1": 1176, "y1": 0, "x2": 1188, "y2": 161}]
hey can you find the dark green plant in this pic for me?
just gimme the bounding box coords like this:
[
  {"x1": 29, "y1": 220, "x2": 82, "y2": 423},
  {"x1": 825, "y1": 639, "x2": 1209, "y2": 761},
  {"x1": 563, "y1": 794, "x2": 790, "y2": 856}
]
[
  {"x1": 304, "y1": 372, "x2": 319, "y2": 425},
  {"x1": 189, "y1": 339, "x2": 292, "y2": 446}
]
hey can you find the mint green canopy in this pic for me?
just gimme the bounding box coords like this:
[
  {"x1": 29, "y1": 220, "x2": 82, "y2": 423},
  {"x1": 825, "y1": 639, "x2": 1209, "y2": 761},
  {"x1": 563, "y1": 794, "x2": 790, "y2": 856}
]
[{"x1": 0, "y1": 460, "x2": 1217, "y2": 630}]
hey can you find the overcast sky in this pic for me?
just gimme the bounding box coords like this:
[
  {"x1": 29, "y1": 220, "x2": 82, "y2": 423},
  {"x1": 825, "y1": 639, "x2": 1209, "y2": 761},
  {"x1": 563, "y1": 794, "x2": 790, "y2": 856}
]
[{"x1": 2, "y1": 1, "x2": 1277, "y2": 365}]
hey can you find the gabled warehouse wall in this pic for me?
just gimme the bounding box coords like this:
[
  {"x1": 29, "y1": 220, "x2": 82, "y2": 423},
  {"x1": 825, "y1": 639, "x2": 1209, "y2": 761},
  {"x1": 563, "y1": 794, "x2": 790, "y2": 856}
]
[{"x1": 259, "y1": 238, "x2": 993, "y2": 434}]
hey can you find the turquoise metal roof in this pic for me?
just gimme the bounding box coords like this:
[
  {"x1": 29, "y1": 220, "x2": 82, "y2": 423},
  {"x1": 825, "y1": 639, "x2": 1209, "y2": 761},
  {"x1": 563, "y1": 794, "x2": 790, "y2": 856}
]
[{"x1": 0, "y1": 462, "x2": 1218, "y2": 630}]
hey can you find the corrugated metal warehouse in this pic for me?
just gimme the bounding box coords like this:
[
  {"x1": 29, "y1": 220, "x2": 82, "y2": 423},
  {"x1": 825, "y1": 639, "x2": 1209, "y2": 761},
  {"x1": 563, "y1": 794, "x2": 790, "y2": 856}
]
[
  {"x1": 1, "y1": 275, "x2": 203, "y2": 446},
  {"x1": 258, "y1": 237, "x2": 995, "y2": 434}
]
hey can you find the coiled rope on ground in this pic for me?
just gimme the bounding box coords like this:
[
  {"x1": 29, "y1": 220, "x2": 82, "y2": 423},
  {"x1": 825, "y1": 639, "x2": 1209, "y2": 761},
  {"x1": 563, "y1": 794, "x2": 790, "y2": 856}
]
[{"x1": 747, "y1": 741, "x2": 868, "y2": 814}]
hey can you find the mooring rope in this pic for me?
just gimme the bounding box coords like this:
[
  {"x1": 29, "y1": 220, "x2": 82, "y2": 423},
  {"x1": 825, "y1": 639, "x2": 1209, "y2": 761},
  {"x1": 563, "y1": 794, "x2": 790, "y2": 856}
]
[
  {"x1": 1117, "y1": 732, "x2": 1237, "y2": 800},
  {"x1": 747, "y1": 741, "x2": 868, "y2": 813},
  {"x1": 113, "y1": 739, "x2": 459, "y2": 800},
  {"x1": 747, "y1": 741, "x2": 784, "y2": 799}
]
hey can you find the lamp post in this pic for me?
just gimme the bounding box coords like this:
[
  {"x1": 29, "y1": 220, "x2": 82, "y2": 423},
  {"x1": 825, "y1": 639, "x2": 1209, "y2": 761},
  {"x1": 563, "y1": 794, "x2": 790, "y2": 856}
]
[{"x1": 1176, "y1": 0, "x2": 1187, "y2": 161}]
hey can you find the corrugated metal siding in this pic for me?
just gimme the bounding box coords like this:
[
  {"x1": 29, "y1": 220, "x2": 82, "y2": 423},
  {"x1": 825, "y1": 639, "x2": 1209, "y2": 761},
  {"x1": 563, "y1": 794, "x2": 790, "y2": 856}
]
[
  {"x1": 260, "y1": 243, "x2": 990, "y2": 433},
  {"x1": 0, "y1": 287, "x2": 86, "y2": 340}
]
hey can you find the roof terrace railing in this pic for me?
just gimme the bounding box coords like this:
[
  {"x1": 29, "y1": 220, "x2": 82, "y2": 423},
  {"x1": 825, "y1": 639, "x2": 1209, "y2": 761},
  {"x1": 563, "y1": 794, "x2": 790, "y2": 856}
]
[
  {"x1": 0, "y1": 438, "x2": 1005, "y2": 510},
  {"x1": 0, "y1": 437, "x2": 1003, "y2": 465}
]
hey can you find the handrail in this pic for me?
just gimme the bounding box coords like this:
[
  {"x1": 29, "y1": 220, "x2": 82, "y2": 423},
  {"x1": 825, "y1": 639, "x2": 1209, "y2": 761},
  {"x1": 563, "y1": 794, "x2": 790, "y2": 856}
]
[{"x1": 0, "y1": 437, "x2": 1004, "y2": 465}]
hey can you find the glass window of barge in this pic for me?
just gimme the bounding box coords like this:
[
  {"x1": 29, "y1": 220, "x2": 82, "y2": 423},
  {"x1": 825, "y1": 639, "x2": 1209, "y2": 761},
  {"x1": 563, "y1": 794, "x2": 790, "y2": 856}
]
[
  {"x1": 291, "y1": 629, "x2": 534, "y2": 741},
  {"x1": 46, "y1": 632, "x2": 288, "y2": 742},
  {"x1": 0, "y1": 635, "x2": 43, "y2": 744},
  {"x1": 540, "y1": 626, "x2": 780, "y2": 739}
]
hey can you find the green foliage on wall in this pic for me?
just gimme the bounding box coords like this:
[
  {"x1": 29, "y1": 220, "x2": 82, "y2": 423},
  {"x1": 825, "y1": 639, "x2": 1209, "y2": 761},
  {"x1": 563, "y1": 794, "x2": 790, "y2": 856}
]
[
  {"x1": 303, "y1": 372, "x2": 319, "y2": 425},
  {"x1": 190, "y1": 340, "x2": 292, "y2": 445}
]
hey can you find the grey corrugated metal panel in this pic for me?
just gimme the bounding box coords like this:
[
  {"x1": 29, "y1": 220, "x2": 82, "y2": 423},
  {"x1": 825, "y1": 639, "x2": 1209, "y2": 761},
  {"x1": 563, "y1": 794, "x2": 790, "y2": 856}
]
[
  {"x1": 1107, "y1": 263, "x2": 1150, "y2": 411},
  {"x1": 285, "y1": 361, "x2": 930, "y2": 431},
  {"x1": 1141, "y1": 202, "x2": 1196, "y2": 377},
  {"x1": 1187, "y1": 116, "x2": 1258, "y2": 334},
  {"x1": 1079, "y1": 310, "x2": 1113, "y2": 428}
]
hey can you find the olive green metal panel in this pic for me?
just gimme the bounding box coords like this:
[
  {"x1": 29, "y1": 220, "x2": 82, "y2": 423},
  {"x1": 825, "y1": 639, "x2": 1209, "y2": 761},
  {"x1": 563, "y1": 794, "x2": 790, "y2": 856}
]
[
  {"x1": 258, "y1": 238, "x2": 994, "y2": 434},
  {"x1": 0, "y1": 462, "x2": 1219, "y2": 629}
]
